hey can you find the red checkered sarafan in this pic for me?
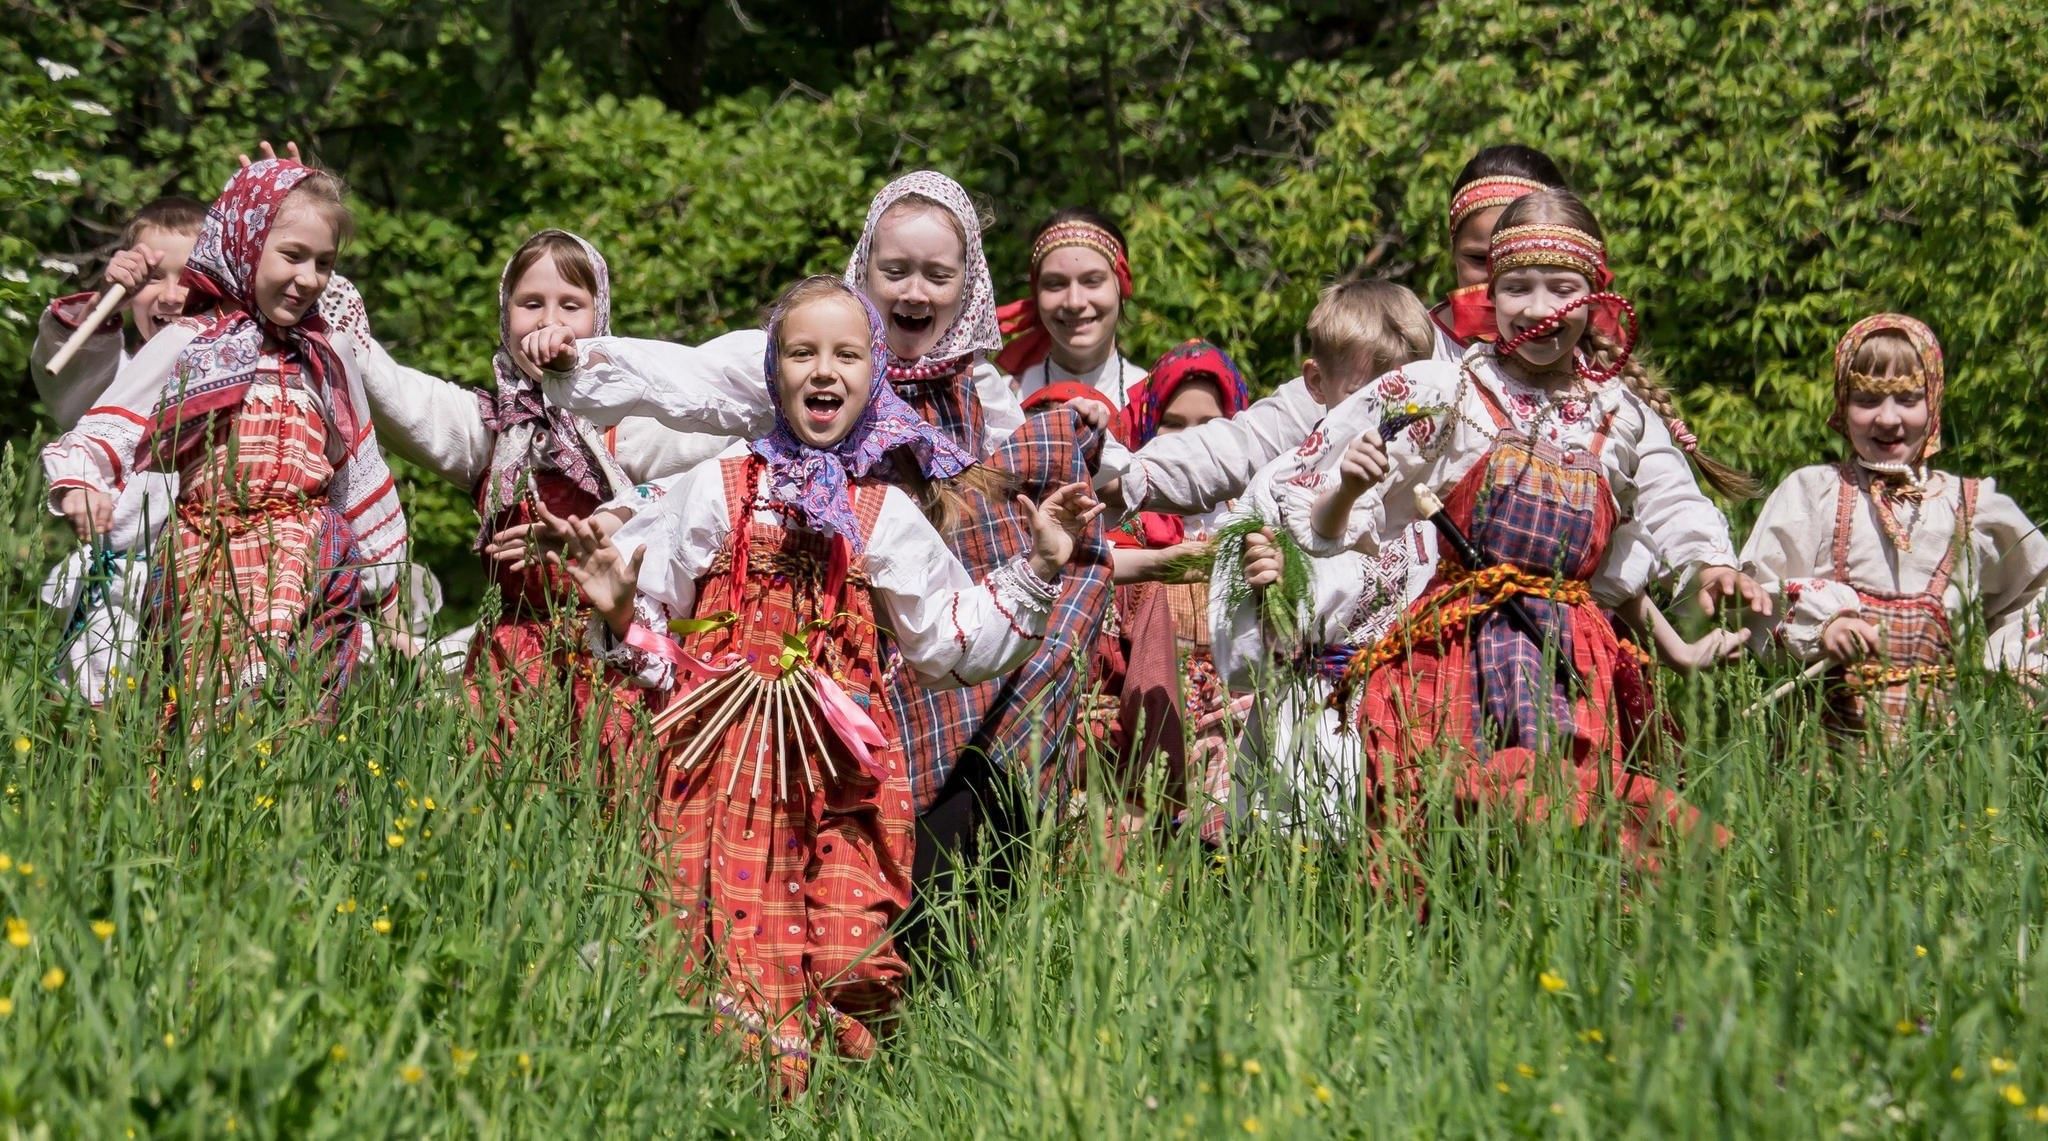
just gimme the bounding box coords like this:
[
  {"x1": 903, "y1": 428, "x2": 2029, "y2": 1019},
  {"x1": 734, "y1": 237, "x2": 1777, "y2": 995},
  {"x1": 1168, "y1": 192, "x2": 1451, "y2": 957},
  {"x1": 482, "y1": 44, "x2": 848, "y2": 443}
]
[{"x1": 886, "y1": 398, "x2": 1115, "y2": 810}]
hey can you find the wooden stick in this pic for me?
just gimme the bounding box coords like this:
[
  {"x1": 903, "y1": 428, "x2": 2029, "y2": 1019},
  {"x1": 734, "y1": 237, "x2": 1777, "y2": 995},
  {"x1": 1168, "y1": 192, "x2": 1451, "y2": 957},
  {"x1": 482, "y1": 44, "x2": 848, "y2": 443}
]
[
  {"x1": 1741, "y1": 658, "x2": 1832, "y2": 718},
  {"x1": 45, "y1": 286, "x2": 127, "y2": 374}
]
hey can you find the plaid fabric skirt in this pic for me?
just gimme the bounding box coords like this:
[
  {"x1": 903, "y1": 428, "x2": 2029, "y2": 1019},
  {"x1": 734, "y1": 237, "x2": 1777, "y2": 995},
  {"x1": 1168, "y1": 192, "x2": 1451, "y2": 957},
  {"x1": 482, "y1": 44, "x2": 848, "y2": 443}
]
[{"x1": 1359, "y1": 432, "x2": 1721, "y2": 883}]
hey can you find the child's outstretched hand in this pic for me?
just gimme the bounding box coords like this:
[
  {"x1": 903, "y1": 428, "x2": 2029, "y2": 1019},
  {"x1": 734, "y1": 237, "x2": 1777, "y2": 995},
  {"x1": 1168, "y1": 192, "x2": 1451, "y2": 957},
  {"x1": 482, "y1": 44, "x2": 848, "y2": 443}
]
[
  {"x1": 544, "y1": 502, "x2": 644, "y2": 637},
  {"x1": 1336, "y1": 433, "x2": 1388, "y2": 495},
  {"x1": 519, "y1": 326, "x2": 579, "y2": 375},
  {"x1": 1820, "y1": 614, "x2": 1882, "y2": 663},
  {"x1": 236, "y1": 141, "x2": 303, "y2": 168},
  {"x1": 1664, "y1": 626, "x2": 1749, "y2": 674},
  {"x1": 485, "y1": 500, "x2": 628, "y2": 571},
  {"x1": 1242, "y1": 527, "x2": 1283, "y2": 590},
  {"x1": 1023, "y1": 482, "x2": 1106, "y2": 581}
]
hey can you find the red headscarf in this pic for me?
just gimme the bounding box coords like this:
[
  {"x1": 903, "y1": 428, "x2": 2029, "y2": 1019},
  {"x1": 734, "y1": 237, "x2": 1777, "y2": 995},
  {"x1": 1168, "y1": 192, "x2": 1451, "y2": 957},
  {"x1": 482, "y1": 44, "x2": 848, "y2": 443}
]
[
  {"x1": 1443, "y1": 175, "x2": 1551, "y2": 346},
  {"x1": 1021, "y1": 380, "x2": 1128, "y2": 443},
  {"x1": 994, "y1": 219, "x2": 1133, "y2": 377},
  {"x1": 1115, "y1": 340, "x2": 1252, "y2": 548}
]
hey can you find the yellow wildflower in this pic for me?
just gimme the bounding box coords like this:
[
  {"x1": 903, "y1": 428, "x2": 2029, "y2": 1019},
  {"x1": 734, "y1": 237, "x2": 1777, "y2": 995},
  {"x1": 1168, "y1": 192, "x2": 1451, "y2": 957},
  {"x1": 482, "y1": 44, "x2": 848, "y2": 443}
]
[
  {"x1": 41, "y1": 966, "x2": 65, "y2": 990},
  {"x1": 91, "y1": 919, "x2": 114, "y2": 942},
  {"x1": 253, "y1": 795, "x2": 275, "y2": 810},
  {"x1": 190, "y1": 776, "x2": 203, "y2": 792},
  {"x1": 2004, "y1": 1084, "x2": 2026, "y2": 1107},
  {"x1": 451, "y1": 1046, "x2": 477, "y2": 1076},
  {"x1": 517, "y1": 1052, "x2": 532, "y2": 1073},
  {"x1": 1896, "y1": 1019, "x2": 1919, "y2": 1036},
  {"x1": 163, "y1": 1032, "x2": 176, "y2": 1047},
  {"x1": 1495, "y1": 1081, "x2": 1511, "y2": 1093},
  {"x1": 1955, "y1": 1066, "x2": 1967, "y2": 1081},
  {"x1": 0, "y1": 997, "x2": 12, "y2": 1017},
  {"x1": 15, "y1": 863, "x2": 29, "y2": 876},
  {"x1": 1313, "y1": 1083, "x2": 1332, "y2": 1105},
  {"x1": 336, "y1": 898, "x2": 357, "y2": 915},
  {"x1": 423, "y1": 797, "x2": 436, "y2": 811},
  {"x1": 331, "y1": 1043, "x2": 348, "y2": 1063},
  {"x1": 1516, "y1": 1063, "x2": 1537, "y2": 1079},
  {"x1": 1539, "y1": 971, "x2": 1567, "y2": 994},
  {"x1": 367, "y1": 761, "x2": 382, "y2": 777},
  {"x1": 1993, "y1": 1057, "x2": 2018, "y2": 1076},
  {"x1": 400, "y1": 1064, "x2": 424, "y2": 1084},
  {"x1": 253, "y1": 740, "x2": 271, "y2": 757},
  {"x1": 1987, "y1": 806, "x2": 2002, "y2": 818},
  {"x1": 5, "y1": 917, "x2": 28, "y2": 948},
  {"x1": 1242, "y1": 1058, "x2": 1263, "y2": 1075},
  {"x1": 1915, "y1": 945, "x2": 1928, "y2": 958},
  {"x1": 1241, "y1": 1117, "x2": 1261, "y2": 1134},
  {"x1": 2030, "y1": 1106, "x2": 2048, "y2": 1124},
  {"x1": 0, "y1": 855, "x2": 10, "y2": 872},
  {"x1": 386, "y1": 833, "x2": 405, "y2": 849},
  {"x1": 11, "y1": 737, "x2": 28, "y2": 756},
  {"x1": 373, "y1": 917, "x2": 393, "y2": 935},
  {"x1": 1578, "y1": 1028, "x2": 1605, "y2": 1044},
  {"x1": 124, "y1": 675, "x2": 137, "y2": 691}
]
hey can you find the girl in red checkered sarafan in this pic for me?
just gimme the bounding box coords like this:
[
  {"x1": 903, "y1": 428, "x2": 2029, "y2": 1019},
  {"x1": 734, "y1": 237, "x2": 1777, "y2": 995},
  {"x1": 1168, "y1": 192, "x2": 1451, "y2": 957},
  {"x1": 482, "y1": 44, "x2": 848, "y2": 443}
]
[
  {"x1": 1277, "y1": 190, "x2": 1769, "y2": 879},
  {"x1": 549, "y1": 276, "x2": 1101, "y2": 1096},
  {"x1": 1741, "y1": 314, "x2": 2048, "y2": 743}
]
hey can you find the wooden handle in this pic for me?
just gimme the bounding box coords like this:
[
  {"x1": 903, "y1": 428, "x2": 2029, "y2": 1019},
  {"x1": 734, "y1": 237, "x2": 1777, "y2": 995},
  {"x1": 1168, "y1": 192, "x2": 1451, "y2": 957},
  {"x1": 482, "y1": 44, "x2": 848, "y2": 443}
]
[
  {"x1": 45, "y1": 285, "x2": 128, "y2": 374},
  {"x1": 1740, "y1": 658, "x2": 1832, "y2": 718}
]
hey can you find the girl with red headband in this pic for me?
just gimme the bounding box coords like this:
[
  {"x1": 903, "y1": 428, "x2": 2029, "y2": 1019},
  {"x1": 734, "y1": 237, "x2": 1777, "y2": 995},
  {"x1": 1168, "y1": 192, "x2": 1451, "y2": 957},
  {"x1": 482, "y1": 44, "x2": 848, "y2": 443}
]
[
  {"x1": 41, "y1": 159, "x2": 411, "y2": 720},
  {"x1": 1740, "y1": 314, "x2": 2048, "y2": 741},
  {"x1": 1277, "y1": 188, "x2": 1763, "y2": 881},
  {"x1": 997, "y1": 208, "x2": 1148, "y2": 408}
]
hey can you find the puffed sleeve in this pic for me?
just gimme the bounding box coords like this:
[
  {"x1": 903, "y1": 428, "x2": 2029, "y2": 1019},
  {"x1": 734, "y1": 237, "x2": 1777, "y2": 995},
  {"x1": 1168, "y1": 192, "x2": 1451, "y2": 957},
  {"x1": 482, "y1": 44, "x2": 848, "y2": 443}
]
[
  {"x1": 1590, "y1": 519, "x2": 1662, "y2": 610},
  {"x1": 32, "y1": 292, "x2": 127, "y2": 431},
  {"x1": 1738, "y1": 466, "x2": 1859, "y2": 661},
  {"x1": 586, "y1": 452, "x2": 736, "y2": 689},
  {"x1": 324, "y1": 333, "x2": 410, "y2": 598},
  {"x1": 1971, "y1": 478, "x2": 2048, "y2": 672},
  {"x1": 542, "y1": 331, "x2": 772, "y2": 438},
  {"x1": 972, "y1": 359, "x2": 1026, "y2": 450},
  {"x1": 863, "y1": 487, "x2": 1058, "y2": 687},
  {"x1": 1615, "y1": 395, "x2": 1739, "y2": 578},
  {"x1": 1123, "y1": 377, "x2": 1322, "y2": 517},
  {"x1": 42, "y1": 321, "x2": 198, "y2": 508},
  {"x1": 353, "y1": 334, "x2": 496, "y2": 490},
  {"x1": 611, "y1": 415, "x2": 736, "y2": 484}
]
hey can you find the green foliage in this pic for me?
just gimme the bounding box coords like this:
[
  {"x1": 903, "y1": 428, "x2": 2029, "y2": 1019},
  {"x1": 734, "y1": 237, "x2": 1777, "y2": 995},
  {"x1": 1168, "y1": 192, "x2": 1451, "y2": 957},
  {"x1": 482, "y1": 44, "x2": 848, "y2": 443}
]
[{"x1": 6, "y1": 0, "x2": 2046, "y2": 575}]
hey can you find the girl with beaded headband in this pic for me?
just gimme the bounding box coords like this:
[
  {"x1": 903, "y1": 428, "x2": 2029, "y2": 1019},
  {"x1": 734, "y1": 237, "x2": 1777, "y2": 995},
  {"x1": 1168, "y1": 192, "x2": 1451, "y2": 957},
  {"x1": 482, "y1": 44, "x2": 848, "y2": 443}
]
[
  {"x1": 1739, "y1": 313, "x2": 2048, "y2": 742},
  {"x1": 995, "y1": 207, "x2": 1148, "y2": 407},
  {"x1": 354, "y1": 229, "x2": 734, "y2": 787},
  {"x1": 1270, "y1": 187, "x2": 1763, "y2": 887},
  {"x1": 546, "y1": 274, "x2": 1100, "y2": 1096},
  {"x1": 40, "y1": 158, "x2": 411, "y2": 722}
]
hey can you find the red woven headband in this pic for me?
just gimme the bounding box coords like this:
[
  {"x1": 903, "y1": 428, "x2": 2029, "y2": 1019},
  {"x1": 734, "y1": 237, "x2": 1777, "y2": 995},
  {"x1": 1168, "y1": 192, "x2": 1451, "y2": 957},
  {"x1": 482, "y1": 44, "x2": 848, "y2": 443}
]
[
  {"x1": 1448, "y1": 176, "x2": 1548, "y2": 235},
  {"x1": 1030, "y1": 221, "x2": 1132, "y2": 296},
  {"x1": 1488, "y1": 223, "x2": 1613, "y2": 288}
]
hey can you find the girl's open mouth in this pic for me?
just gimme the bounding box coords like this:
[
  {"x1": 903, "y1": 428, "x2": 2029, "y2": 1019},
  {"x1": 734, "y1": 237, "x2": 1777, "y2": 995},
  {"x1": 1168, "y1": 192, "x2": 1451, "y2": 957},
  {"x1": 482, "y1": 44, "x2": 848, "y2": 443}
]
[
  {"x1": 803, "y1": 392, "x2": 845, "y2": 425},
  {"x1": 892, "y1": 313, "x2": 933, "y2": 334}
]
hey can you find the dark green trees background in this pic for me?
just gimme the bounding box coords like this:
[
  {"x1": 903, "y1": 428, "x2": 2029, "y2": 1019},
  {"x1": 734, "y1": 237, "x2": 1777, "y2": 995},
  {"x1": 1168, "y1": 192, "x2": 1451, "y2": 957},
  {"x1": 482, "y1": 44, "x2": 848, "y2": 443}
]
[{"x1": 6, "y1": 0, "x2": 2046, "y2": 597}]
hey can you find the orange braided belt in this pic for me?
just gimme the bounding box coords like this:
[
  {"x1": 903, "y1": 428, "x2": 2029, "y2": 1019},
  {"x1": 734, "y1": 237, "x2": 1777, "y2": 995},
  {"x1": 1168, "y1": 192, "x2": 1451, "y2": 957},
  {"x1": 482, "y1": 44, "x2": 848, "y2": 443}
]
[{"x1": 1341, "y1": 563, "x2": 1592, "y2": 692}]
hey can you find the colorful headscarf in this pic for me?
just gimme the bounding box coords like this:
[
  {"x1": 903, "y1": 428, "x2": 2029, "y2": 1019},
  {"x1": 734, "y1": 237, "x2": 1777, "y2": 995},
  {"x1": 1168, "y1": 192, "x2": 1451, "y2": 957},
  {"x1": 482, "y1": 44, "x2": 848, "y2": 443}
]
[
  {"x1": 475, "y1": 230, "x2": 631, "y2": 537},
  {"x1": 750, "y1": 279, "x2": 975, "y2": 554},
  {"x1": 1830, "y1": 313, "x2": 1945, "y2": 461},
  {"x1": 994, "y1": 217, "x2": 1134, "y2": 377},
  {"x1": 146, "y1": 159, "x2": 353, "y2": 458},
  {"x1": 1487, "y1": 221, "x2": 1638, "y2": 384},
  {"x1": 1123, "y1": 339, "x2": 1251, "y2": 447},
  {"x1": 1116, "y1": 340, "x2": 1252, "y2": 549},
  {"x1": 841, "y1": 171, "x2": 1002, "y2": 382},
  {"x1": 1444, "y1": 178, "x2": 1551, "y2": 346}
]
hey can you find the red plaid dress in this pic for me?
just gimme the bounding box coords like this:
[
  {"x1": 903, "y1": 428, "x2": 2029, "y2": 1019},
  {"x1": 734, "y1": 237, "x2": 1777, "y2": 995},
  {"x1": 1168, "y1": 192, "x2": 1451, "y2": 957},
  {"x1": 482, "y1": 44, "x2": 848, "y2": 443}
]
[
  {"x1": 891, "y1": 369, "x2": 1114, "y2": 808},
  {"x1": 466, "y1": 466, "x2": 647, "y2": 793},
  {"x1": 1358, "y1": 387, "x2": 1721, "y2": 881},
  {"x1": 156, "y1": 372, "x2": 369, "y2": 718},
  {"x1": 643, "y1": 456, "x2": 912, "y2": 1096},
  {"x1": 1822, "y1": 464, "x2": 1976, "y2": 739}
]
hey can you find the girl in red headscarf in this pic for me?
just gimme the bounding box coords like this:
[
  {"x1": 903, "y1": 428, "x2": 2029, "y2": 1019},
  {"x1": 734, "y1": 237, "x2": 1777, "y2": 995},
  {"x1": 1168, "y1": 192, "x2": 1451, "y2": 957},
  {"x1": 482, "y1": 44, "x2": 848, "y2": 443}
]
[
  {"x1": 1279, "y1": 189, "x2": 1764, "y2": 884},
  {"x1": 996, "y1": 208, "x2": 1147, "y2": 408},
  {"x1": 42, "y1": 159, "x2": 409, "y2": 720},
  {"x1": 1740, "y1": 314, "x2": 2048, "y2": 742}
]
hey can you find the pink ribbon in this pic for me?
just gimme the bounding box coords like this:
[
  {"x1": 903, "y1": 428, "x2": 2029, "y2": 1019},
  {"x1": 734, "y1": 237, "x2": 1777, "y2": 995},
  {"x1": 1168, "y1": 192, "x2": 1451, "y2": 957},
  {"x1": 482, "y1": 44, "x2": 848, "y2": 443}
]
[{"x1": 809, "y1": 667, "x2": 889, "y2": 780}]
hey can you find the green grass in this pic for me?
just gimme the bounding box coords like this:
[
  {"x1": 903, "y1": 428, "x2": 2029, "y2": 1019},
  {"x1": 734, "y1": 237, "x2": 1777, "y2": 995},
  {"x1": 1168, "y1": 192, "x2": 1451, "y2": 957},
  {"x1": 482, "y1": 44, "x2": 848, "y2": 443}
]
[{"x1": 3, "y1": 436, "x2": 2048, "y2": 1137}]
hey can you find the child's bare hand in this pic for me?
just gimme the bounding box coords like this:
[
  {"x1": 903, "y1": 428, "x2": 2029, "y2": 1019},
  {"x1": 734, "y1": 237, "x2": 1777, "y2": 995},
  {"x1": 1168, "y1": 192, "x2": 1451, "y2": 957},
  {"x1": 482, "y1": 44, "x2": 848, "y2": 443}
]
[
  {"x1": 1667, "y1": 627, "x2": 1748, "y2": 673},
  {"x1": 1820, "y1": 614, "x2": 1881, "y2": 663},
  {"x1": 485, "y1": 503, "x2": 626, "y2": 571},
  {"x1": 519, "y1": 326, "x2": 579, "y2": 374},
  {"x1": 1023, "y1": 482, "x2": 1106, "y2": 581},
  {"x1": 541, "y1": 501, "x2": 643, "y2": 635},
  {"x1": 1337, "y1": 433, "x2": 1388, "y2": 494},
  {"x1": 236, "y1": 140, "x2": 303, "y2": 167},
  {"x1": 1064, "y1": 397, "x2": 1112, "y2": 433},
  {"x1": 1241, "y1": 527, "x2": 1283, "y2": 590},
  {"x1": 102, "y1": 246, "x2": 161, "y2": 304},
  {"x1": 57, "y1": 487, "x2": 114, "y2": 541}
]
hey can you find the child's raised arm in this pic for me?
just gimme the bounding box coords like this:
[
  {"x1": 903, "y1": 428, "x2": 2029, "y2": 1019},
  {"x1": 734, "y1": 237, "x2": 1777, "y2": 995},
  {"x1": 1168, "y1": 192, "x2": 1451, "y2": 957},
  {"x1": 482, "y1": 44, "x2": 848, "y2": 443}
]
[{"x1": 545, "y1": 499, "x2": 646, "y2": 638}]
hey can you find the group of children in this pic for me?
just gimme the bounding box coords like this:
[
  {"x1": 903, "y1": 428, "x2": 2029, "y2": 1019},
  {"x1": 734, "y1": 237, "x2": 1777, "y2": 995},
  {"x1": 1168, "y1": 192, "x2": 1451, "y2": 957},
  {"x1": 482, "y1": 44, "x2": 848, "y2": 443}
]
[{"x1": 27, "y1": 143, "x2": 2048, "y2": 1092}]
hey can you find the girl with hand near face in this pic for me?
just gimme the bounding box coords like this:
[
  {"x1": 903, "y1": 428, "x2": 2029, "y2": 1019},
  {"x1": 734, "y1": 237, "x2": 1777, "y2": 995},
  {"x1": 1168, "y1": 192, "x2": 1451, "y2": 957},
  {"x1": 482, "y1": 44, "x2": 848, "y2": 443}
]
[
  {"x1": 1740, "y1": 315, "x2": 2048, "y2": 741},
  {"x1": 995, "y1": 208, "x2": 1147, "y2": 408},
  {"x1": 550, "y1": 276, "x2": 1097, "y2": 1096},
  {"x1": 41, "y1": 159, "x2": 410, "y2": 719},
  {"x1": 1275, "y1": 189, "x2": 1761, "y2": 882}
]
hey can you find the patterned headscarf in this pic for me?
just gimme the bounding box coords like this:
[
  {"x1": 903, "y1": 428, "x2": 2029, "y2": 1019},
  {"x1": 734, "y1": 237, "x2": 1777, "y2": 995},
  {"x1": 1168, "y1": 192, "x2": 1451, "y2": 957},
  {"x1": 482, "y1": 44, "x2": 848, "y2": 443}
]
[
  {"x1": 145, "y1": 159, "x2": 353, "y2": 458},
  {"x1": 750, "y1": 278, "x2": 975, "y2": 554},
  {"x1": 476, "y1": 230, "x2": 631, "y2": 535},
  {"x1": 1831, "y1": 313, "x2": 1946, "y2": 462},
  {"x1": 1123, "y1": 339, "x2": 1251, "y2": 447},
  {"x1": 842, "y1": 171, "x2": 1002, "y2": 381},
  {"x1": 993, "y1": 216, "x2": 1134, "y2": 377}
]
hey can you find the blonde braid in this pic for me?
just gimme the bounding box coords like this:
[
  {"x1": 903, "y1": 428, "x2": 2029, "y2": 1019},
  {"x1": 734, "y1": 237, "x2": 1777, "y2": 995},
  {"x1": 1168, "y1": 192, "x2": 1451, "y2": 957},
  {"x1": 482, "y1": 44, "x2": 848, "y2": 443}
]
[{"x1": 1583, "y1": 328, "x2": 1758, "y2": 500}]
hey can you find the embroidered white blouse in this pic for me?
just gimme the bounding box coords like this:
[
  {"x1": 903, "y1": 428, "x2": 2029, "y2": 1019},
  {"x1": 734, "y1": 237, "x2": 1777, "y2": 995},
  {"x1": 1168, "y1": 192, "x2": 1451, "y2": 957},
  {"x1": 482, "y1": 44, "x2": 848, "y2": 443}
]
[
  {"x1": 1272, "y1": 351, "x2": 1737, "y2": 600},
  {"x1": 597, "y1": 443, "x2": 1058, "y2": 690},
  {"x1": 1739, "y1": 463, "x2": 2048, "y2": 668},
  {"x1": 541, "y1": 333, "x2": 1027, "y2": 458}
]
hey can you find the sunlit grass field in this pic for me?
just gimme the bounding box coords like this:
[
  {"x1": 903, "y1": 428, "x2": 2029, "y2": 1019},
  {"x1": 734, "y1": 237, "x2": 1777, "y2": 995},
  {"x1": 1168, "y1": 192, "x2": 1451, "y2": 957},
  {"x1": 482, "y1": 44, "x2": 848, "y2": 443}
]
[{"x1": 3, "y1": 439, "x2": 2048, "y2": 1138}]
